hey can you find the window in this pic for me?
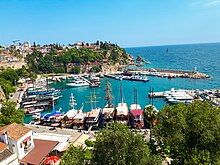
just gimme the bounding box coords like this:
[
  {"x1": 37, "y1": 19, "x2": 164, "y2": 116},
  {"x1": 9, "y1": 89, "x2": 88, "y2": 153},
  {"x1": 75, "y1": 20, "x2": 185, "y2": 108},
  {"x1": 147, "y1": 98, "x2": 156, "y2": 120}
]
[{"x1": 20, "y1": 143, "x2": 22, "y2": 148}]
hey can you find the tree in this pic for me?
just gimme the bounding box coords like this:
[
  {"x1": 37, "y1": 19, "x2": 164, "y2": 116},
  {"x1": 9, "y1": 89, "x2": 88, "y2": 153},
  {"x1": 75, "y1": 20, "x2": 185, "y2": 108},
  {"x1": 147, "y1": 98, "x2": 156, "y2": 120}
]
[
  {"x1": 60, "y1": 145, "x2": 86, "y2": 165},
  {"x1": 0, "y1": 78, "x2": 15, "y2": 98},
  {"x1": 90, "y1": 66, "x2": 101, "y2": 73},
  {"x1": 0, "y1": 100, "x2": 24, "y2": 126},
  {"x1": 60, "y1": 52, "x2": 72, "y2": 72},
  {"x1": 92, "y1": 123, "x2": 161, "y2": 165},
  {"x1": 95, "y1": 40, "x2": 99, "y2": 45},
  {"x1": 71, "y1": 66, "x2": 81, "y2": 74},
  {"x1": 143, "y1": 105, "x2": 157, "y2": 129},
  {"x1": 0, "y1": 68, "x2": 19, "y2": 85},
  {"x1": 152, "y1": 101, "x2": 220, "y2": 164}
]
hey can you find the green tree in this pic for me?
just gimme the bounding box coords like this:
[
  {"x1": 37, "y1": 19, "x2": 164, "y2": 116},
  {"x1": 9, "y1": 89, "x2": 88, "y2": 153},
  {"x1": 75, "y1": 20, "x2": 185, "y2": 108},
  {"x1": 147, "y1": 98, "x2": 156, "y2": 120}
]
[
  {"x1": 60, "y1": 145, "x2": 86, "y2": 165},
  {"x1": 16, "y1": 66, "x2": 30, "y2": 78},
  {"x1": 59, "y1": 51, "x2": 72, "y2": 72},
  {"x1": 0, "y1": 68, "x2": 19, "y2": 85},
  {"x1": 90, "y1": 66, "x2": 101, "y2": 73},
  {"x1": 152, "y1": 101, "x2": 220, "y2": 164},
  {"x1": 143, "y1": 105, "x2": 157, "y2": 129},
  {"x1": 71, "y1": 66, "x2": 81, "y2": 74},
  {"x1": 0, "y1": 78, "x2": 15, "y2": 98},
  {"x1": 0, "y1": 100, "x2": 24, "y2": 126},
  {"x1": 92, "y1": 123, "x2": 161, "y2": 165}
]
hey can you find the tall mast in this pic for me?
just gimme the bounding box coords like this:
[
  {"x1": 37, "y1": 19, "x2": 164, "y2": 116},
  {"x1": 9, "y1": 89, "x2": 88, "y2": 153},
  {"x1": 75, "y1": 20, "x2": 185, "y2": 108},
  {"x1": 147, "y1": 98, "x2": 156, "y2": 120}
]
[
  {"x1": 134, "y1": 87, "x2": 138, "y2": 109},
  {"x1": 105, "y1": 81, "x2": 113, "y2": 108},
  {"x1": 120, "y1": 81, "x2": 124, "y2": 105},
  {"x1": 86, "y1": 90, "x2": 99, "y2": 109},
  {"x1": 93, "y1": 89, "x2": 97, "y2": 108},
  {"x1": 69, "y1": 93, "x2": 77, "y2": 110}
]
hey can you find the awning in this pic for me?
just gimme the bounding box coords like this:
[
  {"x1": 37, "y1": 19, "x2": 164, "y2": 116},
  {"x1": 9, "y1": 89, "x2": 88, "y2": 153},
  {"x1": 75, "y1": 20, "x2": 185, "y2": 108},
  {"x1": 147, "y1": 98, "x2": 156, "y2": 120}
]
[
  {"x1": 53, "y1": 141, "x2": 69, "y2": 152},
  {"x1": 21, "y1": 139, "x2": 58, "y2": 165}
]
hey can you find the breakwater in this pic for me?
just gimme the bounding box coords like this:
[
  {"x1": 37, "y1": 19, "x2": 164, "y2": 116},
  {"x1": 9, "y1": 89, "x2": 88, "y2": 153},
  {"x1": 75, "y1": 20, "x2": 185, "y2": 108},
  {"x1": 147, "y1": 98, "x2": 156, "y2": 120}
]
[{"x1": 127, "y1": 68, "x2": 210, "y2": 79}]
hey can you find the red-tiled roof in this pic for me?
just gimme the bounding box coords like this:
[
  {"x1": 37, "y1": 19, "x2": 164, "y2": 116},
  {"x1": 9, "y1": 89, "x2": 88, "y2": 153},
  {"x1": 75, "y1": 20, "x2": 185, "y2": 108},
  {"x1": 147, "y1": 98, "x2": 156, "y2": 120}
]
[
  {"x1": 21, "y1": 139, "x2": 58, "y2": 165},
  {"x1": 0, "y1": 123, "x2": 31, "y2": 141},
  {"x1": 0, "y1": 142, "x2": 7, "y2": 151}
]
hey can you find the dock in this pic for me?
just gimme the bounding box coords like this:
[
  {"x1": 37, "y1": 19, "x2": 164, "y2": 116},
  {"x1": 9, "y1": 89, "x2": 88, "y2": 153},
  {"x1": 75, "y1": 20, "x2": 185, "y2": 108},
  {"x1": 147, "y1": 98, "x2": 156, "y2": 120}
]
[{"x1": 128, "y1": 68, "x2": 210, "y2": 79}]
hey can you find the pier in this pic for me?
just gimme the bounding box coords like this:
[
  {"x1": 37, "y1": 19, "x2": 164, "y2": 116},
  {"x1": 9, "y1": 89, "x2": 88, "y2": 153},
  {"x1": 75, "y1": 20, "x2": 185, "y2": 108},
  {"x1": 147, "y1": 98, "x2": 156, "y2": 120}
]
[{"x1": 127, "y1": 68, "x2": 210, "y2": 79}]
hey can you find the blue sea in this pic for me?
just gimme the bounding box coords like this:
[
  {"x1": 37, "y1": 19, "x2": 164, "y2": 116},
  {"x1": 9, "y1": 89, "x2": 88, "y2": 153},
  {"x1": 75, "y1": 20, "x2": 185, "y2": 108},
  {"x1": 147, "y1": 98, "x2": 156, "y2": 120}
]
[{"x1": 24, "y1": 43, "x2": 220, "y2": 123}]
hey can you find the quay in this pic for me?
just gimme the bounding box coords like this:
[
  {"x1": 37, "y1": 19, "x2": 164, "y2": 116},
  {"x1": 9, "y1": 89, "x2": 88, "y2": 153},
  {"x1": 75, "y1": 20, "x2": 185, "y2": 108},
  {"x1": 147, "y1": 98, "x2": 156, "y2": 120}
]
[{"x1": 127, "y1": 68, "x2": 210, "y2": 79}]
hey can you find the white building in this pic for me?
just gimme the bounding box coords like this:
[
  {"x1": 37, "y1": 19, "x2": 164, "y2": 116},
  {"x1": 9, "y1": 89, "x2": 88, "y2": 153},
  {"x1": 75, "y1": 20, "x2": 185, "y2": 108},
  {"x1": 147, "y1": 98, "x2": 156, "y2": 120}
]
[
  {"x1": 0, "y1": 142, "x2": 19, "y2": 165},
  {"x1": 0, "y1": 123, "x2": 34, "y2": 160}
]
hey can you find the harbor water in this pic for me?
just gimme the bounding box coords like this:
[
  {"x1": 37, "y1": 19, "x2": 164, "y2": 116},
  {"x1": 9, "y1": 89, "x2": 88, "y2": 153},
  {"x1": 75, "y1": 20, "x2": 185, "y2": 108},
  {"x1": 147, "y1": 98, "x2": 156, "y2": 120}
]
[{"x1": 24, "y1": 43, "x2": 220, "y2": 123}]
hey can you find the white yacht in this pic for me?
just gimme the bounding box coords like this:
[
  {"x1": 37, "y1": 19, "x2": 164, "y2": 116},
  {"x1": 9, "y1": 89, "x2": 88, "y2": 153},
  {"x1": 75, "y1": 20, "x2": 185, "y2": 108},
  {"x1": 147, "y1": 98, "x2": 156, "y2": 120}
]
[
  {"x1": 66, "y1": 80, "x2": 89, "y2": 87},
  {"x1": 164, "y1": 88, "x2": 194, "y2": 104}
]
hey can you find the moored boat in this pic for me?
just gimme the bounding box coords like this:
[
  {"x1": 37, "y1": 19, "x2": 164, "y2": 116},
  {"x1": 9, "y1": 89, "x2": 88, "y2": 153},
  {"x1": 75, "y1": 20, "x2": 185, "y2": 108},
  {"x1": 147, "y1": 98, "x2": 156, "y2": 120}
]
[
  {"x1": 129, "y1": 88, "x2": 144, "y2": 129},
  {"x1": 116, "y1": 82, "x2": 128, "y2": 121},
  {"x1": 65, "y1": 93, "x2": 78, "y2": 119},
  {"x1": 85, "y1": 107, "x2": 102, "y2": 128},
  {"x1": 85, "y1": 90, "x2": 103, "y2": 129},
  {"x1": 66, "y1": 80, "x2": 89, "y2": 87},
  {"x1": 102, "y1": 81, "x2": 115, "y2": 122}
]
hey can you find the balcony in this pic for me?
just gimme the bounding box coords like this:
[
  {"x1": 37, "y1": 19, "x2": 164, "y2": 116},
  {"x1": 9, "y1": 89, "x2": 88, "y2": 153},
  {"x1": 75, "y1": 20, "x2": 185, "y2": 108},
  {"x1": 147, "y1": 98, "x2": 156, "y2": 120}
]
[{"x1": 24, "y1": 143, "x2": 34, "y2": 154}]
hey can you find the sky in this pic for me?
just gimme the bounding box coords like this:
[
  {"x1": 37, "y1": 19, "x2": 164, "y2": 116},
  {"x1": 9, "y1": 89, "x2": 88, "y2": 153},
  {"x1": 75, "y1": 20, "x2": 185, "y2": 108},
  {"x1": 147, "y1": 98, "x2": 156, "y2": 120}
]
[{"x1": 0, "y1": 0, "x2": 220, "y2": 47}]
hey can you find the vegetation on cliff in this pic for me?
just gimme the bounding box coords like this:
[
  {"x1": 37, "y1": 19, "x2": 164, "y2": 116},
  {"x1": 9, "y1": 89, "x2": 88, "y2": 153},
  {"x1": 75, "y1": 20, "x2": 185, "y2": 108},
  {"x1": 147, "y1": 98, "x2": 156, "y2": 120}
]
[
  {"x1": 25, "y1": 41, "x2": 131, "y2": 74},
  {"x1": 0, "y1": 67, "x2": 36, "y2": 99},
  {"x1": 0, "y1": 100, "x2": 24, "y2": 126}
]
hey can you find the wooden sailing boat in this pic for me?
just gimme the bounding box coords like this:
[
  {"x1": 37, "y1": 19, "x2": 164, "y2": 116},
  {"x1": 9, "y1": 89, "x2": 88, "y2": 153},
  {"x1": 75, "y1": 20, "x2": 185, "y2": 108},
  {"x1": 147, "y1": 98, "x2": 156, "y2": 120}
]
[
  {"x1": 103, "y1": 81, "x2": 115, "y2": 122},
  {"x1": 129, "y1": 87, "x2": 144, "y2": 129},
  {"x1": 85, "y1": 89, "x2": 102, "y2": 129},
  {"x1": 65, "y1": 93, "x2": 78, "y2": 119},
  {"x1": 116, "y1": 80, "x2": 128, "y2": 121}
]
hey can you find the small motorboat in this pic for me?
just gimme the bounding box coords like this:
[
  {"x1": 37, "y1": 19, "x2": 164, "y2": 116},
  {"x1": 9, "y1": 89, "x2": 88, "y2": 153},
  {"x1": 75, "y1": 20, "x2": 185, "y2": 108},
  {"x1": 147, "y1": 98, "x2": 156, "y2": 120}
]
[{"x1": 32, "y1": 113, "x2": 41, "y2": 120}]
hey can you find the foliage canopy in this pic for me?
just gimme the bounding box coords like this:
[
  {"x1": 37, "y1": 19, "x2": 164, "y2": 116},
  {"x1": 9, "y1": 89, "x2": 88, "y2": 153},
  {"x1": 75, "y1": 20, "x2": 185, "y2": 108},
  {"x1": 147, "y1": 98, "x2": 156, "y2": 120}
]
[
  {"x1": 0, "y1": 100, "x2": 24, "y2": 126},
  {"x1": 152, "y1": 101, "x2": 220, "y2": 164}
]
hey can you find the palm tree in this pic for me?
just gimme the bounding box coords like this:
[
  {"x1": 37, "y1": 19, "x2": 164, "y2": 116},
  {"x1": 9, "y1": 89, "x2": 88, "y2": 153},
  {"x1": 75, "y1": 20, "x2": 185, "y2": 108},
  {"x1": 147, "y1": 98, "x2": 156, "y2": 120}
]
[{"x1": 143, "y1": 105, "x2": 157, "y2": 129}]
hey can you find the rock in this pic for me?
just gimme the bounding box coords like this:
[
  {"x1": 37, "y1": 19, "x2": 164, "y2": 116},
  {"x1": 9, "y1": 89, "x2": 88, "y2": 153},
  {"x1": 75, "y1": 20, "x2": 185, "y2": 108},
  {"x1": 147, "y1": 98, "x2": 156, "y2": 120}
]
[{"x1": 0, "y1": 86, "x2": 6, "y2": 102}]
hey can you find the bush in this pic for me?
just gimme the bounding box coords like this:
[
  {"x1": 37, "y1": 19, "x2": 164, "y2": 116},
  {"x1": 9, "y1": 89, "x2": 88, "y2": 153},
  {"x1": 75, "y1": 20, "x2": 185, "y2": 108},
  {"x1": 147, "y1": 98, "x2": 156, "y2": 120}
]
[
  {"x1": 71, "y1": 66, "x2": 81, "y2": 74},
  {"x1": 90, "y1": 66, "x2": 101, "y2": 73}
]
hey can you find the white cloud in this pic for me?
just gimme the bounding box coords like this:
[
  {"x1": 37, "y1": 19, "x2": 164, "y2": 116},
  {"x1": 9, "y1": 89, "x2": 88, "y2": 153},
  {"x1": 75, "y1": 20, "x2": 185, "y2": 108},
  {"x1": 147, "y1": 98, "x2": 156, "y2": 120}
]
[
  {"x1": 190, "y1": 0, "x2": 220, "y2": 8},
  {"x1": 205, "y1": 0, "x2": 220, "y2": 7}
]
